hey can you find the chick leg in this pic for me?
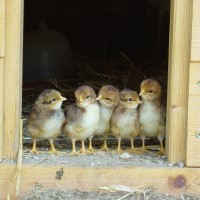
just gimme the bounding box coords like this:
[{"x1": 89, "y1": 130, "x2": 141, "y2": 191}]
[
  {"x1": 69, "y1": 139, "x2": 81, "y2": 156},
  {"x1": 115, "y1": 137, "x2": 124, "y2": 154},
  {"x1": 141, "y1": 138, "x2": 151, "y2": 153},
  {"x1": 137, "y1": 138, "x2": 150, "y2": 154},
  {"x1": 126, "y1": 138, "x2": 139, "y2": 154},
  {"x1": 131, "y1": 138, "x2": 134, "y2": 149},
  {"x1": 48, "y1": 139, "x2": 60, "y2": 155},
  {"x1": 157, "y1": 139, "x2": 165, "y2": 155},
  {"x1": 79, "y1": 140, "x2": 92, "y2": 154},
  {"x1": 88, "y1": 136, "x2": 94, "y2": 152},
  {"x1": 31, "y1": 139, "x2": 39, "y2": 154},
  {"x1": 100, "y1": 138, "x2": 111, "y2": 151}
]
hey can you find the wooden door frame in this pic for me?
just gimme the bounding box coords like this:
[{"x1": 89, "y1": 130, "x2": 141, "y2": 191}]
[
  {"x1": 0, "y1": 0, "x2": 24, "y2": 161},
  {"x1": 0, "y1": 0, "x2": 194, "y2": 165}
]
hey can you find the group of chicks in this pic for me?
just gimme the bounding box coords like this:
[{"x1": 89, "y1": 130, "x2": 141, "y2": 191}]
[{"x1": 27, "y1": 79, "x2": 166, "y2": 156}]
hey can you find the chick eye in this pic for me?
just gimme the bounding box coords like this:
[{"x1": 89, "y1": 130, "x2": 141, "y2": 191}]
[
  {"x1": 148, "y1": 90, "x2": 153, "y2": 93},
  {"x1": 105, "y1": 98, "x2": 111, "y2": 101},
  {"x1": 43, "y1": 100, "x2": 51, "y2": 105},
  {"x1": 52, "y1": 98, "x2": 57, "y2": 102},
  {"x1": 86, "y1": 95, "x2": 91, "y2": 100},
  {"x1": 128, "y1": 98, "x2": 133, "y2": 102}
]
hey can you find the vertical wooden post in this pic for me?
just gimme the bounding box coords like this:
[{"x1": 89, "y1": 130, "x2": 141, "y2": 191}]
[
  {"x1": 0, "y1": 0, "x2": 5, "y2": 57},
  {"x1": 0, "y1": 0, "x2": 5, "y2": 161},
  {"x1": 186, "y1": 0, "x2": 200, "y2": 167},
  {"x1": 4, "y1": 0, "x2": 23, "y2": 160},
  {"x1": 0, "y1": 58, "x2": 4, "y2": 161},
  {"x1": 166, "y1": 0, "x2": 193, "y2": 164}
]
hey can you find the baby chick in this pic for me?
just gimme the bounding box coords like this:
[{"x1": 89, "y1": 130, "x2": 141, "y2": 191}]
[
  {"x1": 111, "y1": 89, "x2": 142, "y2": 153},
  {"x1": 27, "y1": 89, "x2": 66, "y2": 154},
  {"x1": 90, "y1": 85, "x2": 120, "y2": 151},
  {"x1": 64, "y1": 85, "x2": 100, "y2": 155},
  {"x1": 139, "y1": 79, "x2": 166, "y2": 154}
]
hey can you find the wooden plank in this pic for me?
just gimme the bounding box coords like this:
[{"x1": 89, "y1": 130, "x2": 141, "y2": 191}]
[
  {"x1": 191, "y1": 0, "x2": 200, "y2": 61},
  {"x1": 0, "y1": 58, "x2": 4, "y2": 161},
  {"x1": 186, "y1": 62, "x2": 200, "y2": 166},
  {"x1": 0, "y1": 0, "x2": 5, "y2": 57},
  {"x1": 0, "y1": 164, "x2": 200, "y2": 199},
  {"x1": 188, "y1": 63, "x2": 200, "y2": 94},
  {"x1": 0, "y1": 0, "x2": 5, "y2": 163},
  {"x1": 4, "y1": 0, "x2": 23, "y2": 160},
  {"x1": 187, "y1": 95, "x2": 200, "y2": 125},
  {"x1": 186, "y1": 127, "x2": 200, "y2": 167},
  {"x1": 166, "y1": 0, "x2": 193, "y2": 164}
]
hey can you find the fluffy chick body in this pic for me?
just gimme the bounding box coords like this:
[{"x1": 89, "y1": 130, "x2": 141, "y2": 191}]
[
  {"x1": 111, "y1": 89, "x2": 142, "y2": 153},
  {"x1": 64, "y1": 85, "x2": 100, "y2": 154},
  {"x1": 93, "y1": 85, "x2": 119, "y2": 150},
  {"x1": 28, "y1": 89, "x2": 66, "y2": 154},
  {"x1": 139, "y1": 79, "x2": 166, "y2": 154}
]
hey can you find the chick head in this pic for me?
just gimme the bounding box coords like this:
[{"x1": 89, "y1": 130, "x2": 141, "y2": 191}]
[
  {"x1": 75, "y1": 85, "x2": 96, "y2": 107},
  {"x1": 96, "y1": 85, "x2": 120, "y2": 108},
  {"x1": 139, "y1": 79, "x2": 161, "y2": 101},
  {"x1": 119, "y1": 89, "x2": 142, "y2": 109},
  {"x1": 35, "y1": 89, "x2": 66, "y2": 110}
]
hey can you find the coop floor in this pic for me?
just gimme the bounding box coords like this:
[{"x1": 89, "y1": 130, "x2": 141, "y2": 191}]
[
  {"x1": 20, "y1": 188, "x2": 199, "y2": 200},
  {"x1": 21, "y1": 134, "x2": 172, "y2": 168}
]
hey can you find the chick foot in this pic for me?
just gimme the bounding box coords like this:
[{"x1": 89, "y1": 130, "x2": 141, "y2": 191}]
[
  {"x1": 79, "y1": 149, "x2": 93, "y2": 154},
  {"x1": 47, "y1": 139, "x2": 60, "y2": 155},
  {"x1": 137, "y1": 148, "x2": 150, "y2": 154},
  {"x1": 114, "y1": 139, "x2": 124, "y2": 154},
  {"x1": 69, "y1": 151, "x2": 82, "y2": 156},
  {"x1": 30, "y1": 140, "x2": 40, "y2": 154},
  {"x1": 79, "y1": 140, "x2": 93, "y2": 154},
  {"x1": 126, "y1": 148, "x2": 140, "y2": 154},
  {"x1": 156, "y1": 141, "x2": 165, "y2": 155},
  {"x1": 100, "y1": 146, "x2": 111, "y2": 151},
  {"x1": 126, "y1": 139, "x2": 140, "y2": 154},
  {"x1": 157, "y1": 149, "x2": 165, "y2": 155},
  {"x1": 87, "y1": 138, "x2": 95, "y2": 153},
  {"x1": 97, "y1": 140, "x2": 111, "y2": 152},
  {"x1": 114, "y1": 149, "x2": 124, "y2": 154},
  {"x1": 100, "y1": 140, "x2": 111, "y2": 151},
  {"x1": 30, "y1": 149, "x2": 40, "y2": 155},
  {"x1": 47, "y1": 149, "x2": 60, "y2": 155},
  {"x1": 69, "y1": 140, "x2": 82, "y2": 156}
]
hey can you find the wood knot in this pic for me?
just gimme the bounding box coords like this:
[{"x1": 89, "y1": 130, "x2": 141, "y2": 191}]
[
  {"x1": 56, "y1": 167, "x2": 64, "y2": 180},
  {"x1": 169, "y1": 175, "x2": 187, "y2": 190},
  {"x1": 171, "y1": 105, "x2": 178, "y2": 109}
]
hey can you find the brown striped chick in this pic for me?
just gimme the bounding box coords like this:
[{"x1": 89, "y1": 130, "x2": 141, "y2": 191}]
[
  {"x1": 64, "y1": 85, "x2": 100, "y2": 155},
  {"x1": 27, "y1": 89, "x2": 66, "y2": 155},
  {"x1": 139, "y1": 79, "x2": 166, "y2": 155},
  {"x1": 89, "y1": 85, "x2": 120, "y2": 152},
  {"x1": 111, "y1": 89, "x2": 142, "y2": 154}
]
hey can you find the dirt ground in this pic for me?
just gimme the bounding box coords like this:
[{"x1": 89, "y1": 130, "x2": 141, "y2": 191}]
[
  {"x1": 21, "y1": 188, "x2": 199, "y2": 200},
  {"x1": 22, "y1": 135, "x2": 171, "y2": 167}
]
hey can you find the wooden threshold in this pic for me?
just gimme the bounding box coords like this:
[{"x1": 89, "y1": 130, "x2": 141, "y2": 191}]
[{"x1": 0, "y1": 164, "x2": 200, "y2": 199}]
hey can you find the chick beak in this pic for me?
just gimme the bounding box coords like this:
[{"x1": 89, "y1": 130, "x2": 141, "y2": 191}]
[
  {"x1": 61, "y1": 96, "x2": 67, "y2": 101},
  {"x1": 139, "y1": 90, "x2": 145, "y2": 96},
  {"x1": 96, "y1": 95, "x2": 102, "y2": 101},
  {"x1": 138, "y1": 99, "x2": 142, "y2": 104}
]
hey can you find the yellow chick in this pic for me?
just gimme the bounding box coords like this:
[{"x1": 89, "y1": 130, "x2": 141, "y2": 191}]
[
  {"x1": 27, "y1": 89, "x2": 66, "y2": 154},
  {"x1": 111, "y1": 89, "x2": 142, "y2": 153},
  {"x1": 139, "y1": 79, "x2": 166, "y2": 154},
  {"x1": 89, "y1": 85, "x2": 120, "y2": 151},
  {"x1": 64, "y1": 85, "x2": 100, "y2": 155}
]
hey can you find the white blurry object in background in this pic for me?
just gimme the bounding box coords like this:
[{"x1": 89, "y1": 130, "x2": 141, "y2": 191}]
[{"x1": 23, "y1": 20, "x2": 73, "y2": 83}]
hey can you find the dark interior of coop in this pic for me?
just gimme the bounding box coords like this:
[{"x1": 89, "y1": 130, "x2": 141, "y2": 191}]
[{"x1": 22, "y1": 0, "x2": 170, "y2": 151}]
